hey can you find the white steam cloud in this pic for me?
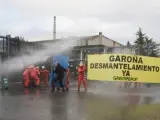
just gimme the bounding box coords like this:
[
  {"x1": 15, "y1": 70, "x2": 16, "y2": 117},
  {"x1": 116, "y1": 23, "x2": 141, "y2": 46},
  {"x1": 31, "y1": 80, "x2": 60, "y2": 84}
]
[{"x1": 0, "y1": 37, "x2": 79, "y2": 76}]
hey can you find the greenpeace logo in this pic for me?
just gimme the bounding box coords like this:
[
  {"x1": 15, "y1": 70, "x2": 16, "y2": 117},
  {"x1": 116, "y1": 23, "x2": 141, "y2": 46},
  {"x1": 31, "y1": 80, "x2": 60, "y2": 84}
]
[{"x1": 113, "y1": 76, "x2": 138, "y2": 81}]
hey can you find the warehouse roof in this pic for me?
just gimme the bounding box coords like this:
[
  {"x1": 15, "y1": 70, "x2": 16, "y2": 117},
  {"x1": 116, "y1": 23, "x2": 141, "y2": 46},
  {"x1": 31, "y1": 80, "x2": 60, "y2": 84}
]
[{"x1": 30, "y1": 32, "x2": 124, "y2": 46}]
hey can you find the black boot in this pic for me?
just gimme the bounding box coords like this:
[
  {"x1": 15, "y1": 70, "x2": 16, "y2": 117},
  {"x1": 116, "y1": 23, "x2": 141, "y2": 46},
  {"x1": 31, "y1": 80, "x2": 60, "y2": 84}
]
[
  {"x1": 51, "y1": 88, "x2": 55, "y2": 92},
  {"x1": 78, "y1": 88, "x2": 80, "y2": 91},
  {"x1": 66, "y1": 88, "x2": 69, "y2": 91},
  {"x1": 51, "y1": 85, "x2": 55, "y2": 92},
  {"x1": 62, "y1": 87, "x2": 65, "y2": 92},
  {"x1": 56, "y1": 88, "x2": 60, "y2": 92}
]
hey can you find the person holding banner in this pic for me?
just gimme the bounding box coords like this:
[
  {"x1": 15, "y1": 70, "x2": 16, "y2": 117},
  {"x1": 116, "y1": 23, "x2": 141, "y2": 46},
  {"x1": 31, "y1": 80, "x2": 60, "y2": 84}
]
[{"x1": 77, "y1": 62, "x2": 87, "y2": 91}]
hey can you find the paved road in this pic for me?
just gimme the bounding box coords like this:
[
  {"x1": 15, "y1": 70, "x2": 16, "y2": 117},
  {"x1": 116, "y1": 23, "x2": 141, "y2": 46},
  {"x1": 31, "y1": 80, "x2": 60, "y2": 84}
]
[{"x1": 0, "y1": 82, "x2": 160, "y2": 120}]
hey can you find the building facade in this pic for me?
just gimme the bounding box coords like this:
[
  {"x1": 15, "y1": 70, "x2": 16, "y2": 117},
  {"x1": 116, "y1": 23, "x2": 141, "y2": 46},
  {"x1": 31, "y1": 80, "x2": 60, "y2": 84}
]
[
  {"x1": 0, "y1": 33, "x2": 136, "y2": 79},
  {"x1": 0, "y1": 33, "x2": 135, "y2": 64},
  {"x1": 30, "y1": 32, "x2": 135, "y2": 61},
  {"x1": 0, "y1": 35, "x2": 20, "y2": 62},
  {"x1": 29, "y1": 32, "x2": 135, "y2": 78}
]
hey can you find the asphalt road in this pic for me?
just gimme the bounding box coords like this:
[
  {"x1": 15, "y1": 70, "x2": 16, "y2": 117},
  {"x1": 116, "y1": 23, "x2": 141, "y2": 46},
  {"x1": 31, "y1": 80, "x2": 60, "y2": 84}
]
[{"x1": 0, "y1": 82, "x2": 160, "y2": 120}]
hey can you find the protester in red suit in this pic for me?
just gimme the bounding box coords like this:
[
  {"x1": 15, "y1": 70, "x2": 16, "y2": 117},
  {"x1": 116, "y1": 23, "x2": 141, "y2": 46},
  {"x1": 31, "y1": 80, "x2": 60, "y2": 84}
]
[
  {"x1": 35, "y1": 66, "x2": 40, "y2": 78},
  {"x1": 23, "y1": 66, "x2": 32, "y2": 88},
  {"x1": 30, "y1": 67, "x2": 40, "y2": 87},
  {"x1": 65, "y1": 67, "x2": 70, "y2": 91},
  {"x1": 40, "y1": 66, "x2": 49, "y2": 86},
  {"x1": 77, "y1": 62, "x2": 87, "y2": 91}
]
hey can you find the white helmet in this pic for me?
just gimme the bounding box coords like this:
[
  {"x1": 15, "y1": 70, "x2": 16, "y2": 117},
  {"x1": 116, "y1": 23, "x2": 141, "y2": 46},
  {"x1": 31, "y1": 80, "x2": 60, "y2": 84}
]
[
  {"x1": 79, "y1": 62, "x2": 83, "y2": 66},
  {"x1": 42, "y1": 66, "x2": 45, "y2": 69}
]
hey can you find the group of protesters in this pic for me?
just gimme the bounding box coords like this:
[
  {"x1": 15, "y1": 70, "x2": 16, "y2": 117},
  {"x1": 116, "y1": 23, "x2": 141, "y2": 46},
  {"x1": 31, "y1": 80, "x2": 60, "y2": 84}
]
[
  {"x1": 23, "y1": 65, "x2": 49, "y2": 88},
  {"x1": 22, "y1": 61, "x2": 87, "y2": 92},
  {"x1": 51, "y1": 62, "x2": 87, "y2": 92}
]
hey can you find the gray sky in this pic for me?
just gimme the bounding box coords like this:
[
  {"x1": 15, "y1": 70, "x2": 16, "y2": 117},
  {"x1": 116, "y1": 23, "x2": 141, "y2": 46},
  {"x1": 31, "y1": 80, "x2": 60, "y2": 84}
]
[{"x1": 0, "y1": 0, "x2": 160, "y2": 44}]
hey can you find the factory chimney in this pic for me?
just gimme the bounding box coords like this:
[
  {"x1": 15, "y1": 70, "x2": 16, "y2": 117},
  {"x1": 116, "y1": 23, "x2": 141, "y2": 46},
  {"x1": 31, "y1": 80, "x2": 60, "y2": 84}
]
[
  {"x1": 53, "y1": 16, "x2": 56, "y2": 40},
  {"x1": 99, "y1": 32, "x2": 102, "y2": 36}
]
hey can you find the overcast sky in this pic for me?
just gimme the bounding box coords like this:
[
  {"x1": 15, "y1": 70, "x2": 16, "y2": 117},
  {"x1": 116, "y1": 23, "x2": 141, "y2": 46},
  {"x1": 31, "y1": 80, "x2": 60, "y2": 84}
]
[{"x1": 0, "y1": 0, "x2": 159, "y2": 44}]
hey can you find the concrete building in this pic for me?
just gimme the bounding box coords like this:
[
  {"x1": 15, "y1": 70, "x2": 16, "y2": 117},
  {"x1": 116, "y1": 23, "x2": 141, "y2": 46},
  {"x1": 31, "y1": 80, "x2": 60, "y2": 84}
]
[
  {"x1": 0, "y1": 33, "x2": 135, "y2": 63},
  {"x1": 0, "y1": 33, "x2": 135, "y2": 79},
  {"x1": 29, "y1": 32, "x2": 135, "y2": 77},
  {"x1": 31, "y1": 32, "x2": 135, "y2": 61},
  {"x1": 70, "y1": 32, "x2": 135, "y2": 60},
  {"x1": 0, "y1": 35, "x2": 36, "y2": 62},
  {"x1": 0, "y1": 35, "x2": 21, "y2": 62}
]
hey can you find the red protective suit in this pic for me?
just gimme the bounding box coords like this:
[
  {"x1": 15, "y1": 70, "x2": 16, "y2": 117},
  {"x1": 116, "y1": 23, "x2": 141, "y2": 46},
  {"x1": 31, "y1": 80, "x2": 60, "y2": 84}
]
[
  {"x1": 40, "y1": 69, "x2": 49, "y2": 86},
  {"x1": 30, "y1": 68, "x2": 40, "y2": 86},
  {"x1": 35, "y1": 67, "x2": 40, "y2": 77},
  {"x1": 78, "y1": 66, "x2": 87, "y2": 90},
  {"x1": 23, "y1": 69, "x2": 30, "y2": 87}
]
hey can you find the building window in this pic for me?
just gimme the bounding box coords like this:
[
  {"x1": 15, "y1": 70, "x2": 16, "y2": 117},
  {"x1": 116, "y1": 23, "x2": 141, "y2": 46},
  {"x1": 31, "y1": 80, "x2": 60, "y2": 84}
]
[
  {"x1": 99, "y1": 48, "x2": 104, "y2": 53},
  {"x1": 107, "y1": 48, "x2": 113, "y2": 53},
  {"x1": 0, "y1": 40, "x2": 3, "y2": 52},
  {"x1": 70, "y1": 50, "x2": 80, "y2": 59},
  {"x1": 0, "y1": 38, "x2": 6, "y2": 52}
]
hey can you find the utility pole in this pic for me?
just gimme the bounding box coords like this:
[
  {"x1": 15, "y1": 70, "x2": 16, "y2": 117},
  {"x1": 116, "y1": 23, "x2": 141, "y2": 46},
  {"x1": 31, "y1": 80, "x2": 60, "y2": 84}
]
[
  {"x1": 51, "y1": 16, "x2": 56, "y2": 79},
  {"x1": 53, "y1": 16, "x2": 56, "y2": 40},
  {"x1": 6, "y1": 35, "x2": 11, "y2": 60}
]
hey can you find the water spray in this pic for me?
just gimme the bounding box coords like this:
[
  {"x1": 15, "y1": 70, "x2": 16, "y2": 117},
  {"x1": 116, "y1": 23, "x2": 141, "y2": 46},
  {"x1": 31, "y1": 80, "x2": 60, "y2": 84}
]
[{"x1": 0, "y1": 37, "x2": 79, "y2": 76}]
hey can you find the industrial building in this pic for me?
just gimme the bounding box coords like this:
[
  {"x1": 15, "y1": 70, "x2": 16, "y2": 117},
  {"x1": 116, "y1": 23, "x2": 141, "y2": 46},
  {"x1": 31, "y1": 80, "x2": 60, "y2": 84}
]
[
  {"x1": 0, "y1": 32, "x2": 135, "y2": 60},
  {"x1": 31, "y1": 32, "x2": 135, "y2": 60},
  {"x1": 30, "y1": 32, "x2": 135, "y2": 77},
  {"x1": 0, "y1": 35, "x2": 36, "y2": 62},
  {"x1": 0, "y1": 35, "x2": 21, "y2": 62},
  {"x1": 0, "y1": 33, "x2": 136, "y2": 64},
  {"x1": 0, "y1": 33, "x2": 135, "y2": 78}
]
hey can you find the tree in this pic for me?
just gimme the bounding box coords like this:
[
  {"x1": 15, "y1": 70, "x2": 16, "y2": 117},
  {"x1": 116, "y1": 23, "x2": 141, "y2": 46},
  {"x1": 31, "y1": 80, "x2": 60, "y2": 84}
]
[
  {"x1": 144, "y1": 36, "x2": 159, "y2": 57},
  {"x1": 134, "y1": 28, "x2": 159, "y2": 57},
  {"x1": 135, "y1": 28, "x2": 146, "y2": 45},
  {"x1": 134, "y1": 28, "x2": 146, "y2": 55},
  {"x1": 126, "y1": 41, "x2": 131, "y2": 47}
]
